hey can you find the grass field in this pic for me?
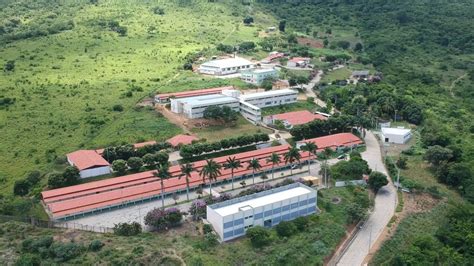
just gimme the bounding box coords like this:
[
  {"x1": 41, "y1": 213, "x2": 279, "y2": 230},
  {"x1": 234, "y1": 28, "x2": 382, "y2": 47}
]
[
  {"x1": 191, "y1": 116, "x2": 272, "y2": 141},
  {"x1": 261, "y1": 100, "x2": 317, "y2": 116},
  {"x1": 321, "y1": 67, "x2": 352, "y2": 83}
]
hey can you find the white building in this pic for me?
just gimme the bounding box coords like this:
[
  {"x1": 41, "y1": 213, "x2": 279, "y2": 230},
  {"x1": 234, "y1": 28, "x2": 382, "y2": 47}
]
[
  {"x1": 287, "y1": 57, "x2": 311, "y2": 68},
  {"x1": 66, "y1": 150, "x2": 111, "y2": 179},
  {"x1": 199, "y1": 57, "x2": 255, "y2": 76},
  {"x1": 206, "y1": 183, "x2": 318, "y2": 242},
  {"x1": 239, "y1": 101, "x2": 262, "y2": 125},
  {"x1": 381, "y1": 127, "x2": 412, "y2": 144},
  {"x1": 240, "y1": 68, "x2": 279, "y2": 85},
  {"x1": 171, "y1": 94, "x2": 240, "y2": 119},
  {"x1": 239, "y1": 89, "x2": 298, "y2": 108}
]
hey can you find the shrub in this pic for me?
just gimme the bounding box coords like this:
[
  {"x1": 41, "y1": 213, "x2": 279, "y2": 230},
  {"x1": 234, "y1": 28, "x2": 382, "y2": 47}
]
[
  {"x1": 247, "y1": 226, "x2": 272, "y2": 248},
  {"x1": 112, "y1": 104, "x2": 124, "y2": 112},
  {"x1": 49, "y1": 242, "x2": 83, "y2": 262},
  {"x1": 88, "y1": 240, "x2": 104, "y2": 252},
  {"x1": 22, "y1": 236, "x2": 53, "y2": 253},
  {"x1": 275, "y1": 221, "x2": 298, "y2": 237},
  {"x1": 4, "y1": 60, "x2": 15, "y2": 71},
  {"x1": 189, "y1": 199, "x2": 207, "y2": 221},
  {"x1": 293, "y1": 216, "x2": 310, "y2": 231},
  {"x1": 144, "y1": 207, "x2": 183, "y2": 230},
  {"x1": 113, "y1": 222, "x2": 142, "y2": 236},
  {"x1": 15, "y1": 254, "x2": 41, "y2": 266},
  {"x1": 13, "y1": 179, "x2": 30, "y2": 196}
]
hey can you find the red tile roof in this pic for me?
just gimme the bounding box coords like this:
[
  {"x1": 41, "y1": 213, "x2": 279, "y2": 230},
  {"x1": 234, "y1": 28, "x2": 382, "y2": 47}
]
[
  {"x1": 289, "y1": 57, "x2": 310, "y2": 63},
  {"x1": 301, "y1": 133, "x2": 363, "y2": 152},
  {"x1": 166, "y1": 134, "x2": 199, "y2": 147},
  {"x1": 66, "y1": 150, "x2": 110, "y2": 171},
  {"x1": 268, "y1": 110, "x2": 327, "y2": 126},
  {"x1": 262, "y1": 53, "x2": 285, "y2": 62},
  {"x1": 155, "y1": 86, "x2": 233, "y2": 101},
  {"x1": 44, "y1": 133, "x2": 362, "y2": 218}
]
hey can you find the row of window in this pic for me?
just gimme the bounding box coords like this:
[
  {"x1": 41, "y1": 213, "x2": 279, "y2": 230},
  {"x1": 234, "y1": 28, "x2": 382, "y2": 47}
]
[{"x1": 245, "y1": 94, "x2": 297, "y2": 102}]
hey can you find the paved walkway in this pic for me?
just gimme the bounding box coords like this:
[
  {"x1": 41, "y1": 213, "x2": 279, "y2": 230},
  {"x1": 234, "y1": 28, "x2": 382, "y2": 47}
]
[
  {"x1": 303, "y1": 70, "x2": 327, "y2": 108},
  {"x1": 336, "y1": 131, "x2": 397, "y2": 266}
]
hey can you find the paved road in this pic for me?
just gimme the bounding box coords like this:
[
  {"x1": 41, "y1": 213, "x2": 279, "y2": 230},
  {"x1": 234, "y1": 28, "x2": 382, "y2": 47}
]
[{"x1": 336, "y1": 131, "x2": 397, "y2": 266}]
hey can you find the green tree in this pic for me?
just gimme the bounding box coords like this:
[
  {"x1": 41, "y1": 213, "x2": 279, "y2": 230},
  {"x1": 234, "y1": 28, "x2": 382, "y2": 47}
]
[
  {"x1": 62, "y1": 166, "x2": 80, "y2": 186},
  {"x1": 346, "y1": 203, "x2": 367, "y2": 223},
  {"x1": 246, "y1": 226, "x2": 272, "y2": 248},
  {"x1": 278, "y1": 20, "x2": 286, "y2": 32},
  {"x1": 4, "y1": 60, "x2": 15, "y2": 72},
  {"x1": 127, "y1": 157, "x2": 143, "y2": 172},
  {"x1": 424, "y1": 145, "x2": 453, "y2": 166},
  {"x1": 275, "y1": 221, "x2": 297, "y2": 237},
  {"x1": 112, "y1": 159, "x2": 127, "y2": 175},
  {"x1": 154, "y1": 163, "x2": 171, "y2": 208},
  {"x1": 199, "y1": 159, "x2": 221, "y2": 195},
  {"x1": 223, "y1": 157, "x2": 242, "y2": 190},
  {"x1": 301, "y1": 142, "x2": 318, "y2": 174},
  {"x1": 142, "y1": 153, "x2": 156, "y2": 168},
  {"x1": 13, "y1": 179, "x2": 30, "y2": 196},
  {"x1": 179, "y1": 163, "x2": 194, "y2": 201},
  {"x1": 284, "y1": 146, "x2": 301, "y2": 175},
  {"x1": 48, "y1": 173, "x2": 66, "y2": 189},
  {"x1": 267, "y1": 152, "x2": 281, "y2": 180},
  {"x1": 247, "y1": 158, "x2": 262, "y2": 185},
  {"x1": 368, "y1": 171, "x2": 388, "y2": 193}
]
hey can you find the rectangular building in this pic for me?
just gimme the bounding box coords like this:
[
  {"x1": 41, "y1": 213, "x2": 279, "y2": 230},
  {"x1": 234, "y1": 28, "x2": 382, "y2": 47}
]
[
  {"x1": 239, "y1": 89, "x2": 298, "y2": 108},
  {"x1": 381, "y1": 127, "x2": 412, "y2": 144},
  {"x1": 240, "y1": 68, "x2": 279, "y2": 85},
  {"x1": 207, "y1": 183, "x2": 318, "y2": 242},
  {"x1": 239, "y1": 101, "x2": 262, "y2": 124},
  {"x1": 171, "y1": 94, "x2": 240, "y2": 119},
  {"x1": 154, "y1": 87, "x2": 231, "y2": 103},
  {"x1": 66, "y1": 150, "x2": 111, "y2": 179},
  {"x1": 199, "y1": 57, "x2": 255, "y2": 76}
]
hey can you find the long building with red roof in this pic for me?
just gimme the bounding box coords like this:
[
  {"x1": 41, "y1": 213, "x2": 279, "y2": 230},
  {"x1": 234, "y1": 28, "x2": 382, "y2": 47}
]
[{"x1": 44, "y1": 133, "x2": 363, "y2": 220}]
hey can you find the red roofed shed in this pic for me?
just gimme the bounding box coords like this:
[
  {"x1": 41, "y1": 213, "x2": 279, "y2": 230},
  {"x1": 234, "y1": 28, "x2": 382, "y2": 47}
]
[{"x1": 66, "y1": 150, "x2": 111, "y2": 179}]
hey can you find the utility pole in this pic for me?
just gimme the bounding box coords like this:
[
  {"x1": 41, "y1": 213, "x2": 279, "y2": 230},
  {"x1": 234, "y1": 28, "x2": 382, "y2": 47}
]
[{"x1": 396, "y1": 168, "x2": 400, "y2": 190}]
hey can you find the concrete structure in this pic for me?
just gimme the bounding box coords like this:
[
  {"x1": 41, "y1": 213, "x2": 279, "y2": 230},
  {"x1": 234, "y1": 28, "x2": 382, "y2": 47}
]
[
  {"x1": 207, "y1": 183, "x2": 317, "y2": 241},
  {"x1": 287, "y1": 57, "x2": 311, "y2": 68},
  {"x1": 240, "y1": 68, "x2": 279, "y2": 85},
  {"x1": 352, "y1": 70, "x2": 370, "y2": 79},
  {"x1": 239, "y1": 89, "x2": 298, "y2": 109},
  {"x1": 154, "y1": 87, "x2": 231, "y2": 103},
  {"x1": 381, "y1": 127, "x2": 412, "y2": 144},
  {"x1": 66, "y1": 150, "x2": 111, "y2": 179},
  {"x1": 300, "y1": 176, "x2": 321, "y2": 187},
  {"x1": 170, "y1": 94, "x2": 240, "y2": 119},
  {"x1": 263, "y1": 110, "x2": 327, "y2": 129},
  {"x1": 199, "y1": 57, "x2": 255, "y2": 76},
  {"x1": 239, "y1": 101, "x2": 262, "y2": 125}
]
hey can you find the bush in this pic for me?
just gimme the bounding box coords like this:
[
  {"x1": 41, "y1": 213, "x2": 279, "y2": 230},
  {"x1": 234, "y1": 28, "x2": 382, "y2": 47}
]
[
  {"x1": 4, "y1": 60, "x2": 15, "y2": 71},
  {"x1": 88, "y1": 240, "x2": 104, "y2": 252},
  {"x1": 13, "y1": 179, "x2": 31, "y2": 196},
  {"x1": 15, "y1": 254, "x2": 41, "y2": 266},
  {"x1": 49, "y1": 242, "x2": 83, "y2": 262},
  {"x1": 246, "y1": 226, "x2": 272, "y2": 247},
  {"x1": 275, "y1": 221, "x2": 298, "y2": 237},
  {"x1": 189, "y1": 199, "x2": 207, "y2": 221},
  {"x1": 293, "y1": 216, "x2": 310, "y2": 231},
  {"x1": 22, "y1": 236, "x2": 54, "y2": 253},
  {"x1": 113, "y1": 222, "x2": 142, "y2": 236},
  {"x1": 112, "y1": 104, "x2": 124, "y2": 112},
  {"x1": 144, "y1": 207, "x2": 183, "y2": 230}
]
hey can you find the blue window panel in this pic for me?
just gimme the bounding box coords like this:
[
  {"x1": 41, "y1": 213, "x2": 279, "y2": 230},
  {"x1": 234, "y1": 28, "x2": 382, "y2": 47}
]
[
  {"x1": 299, "y1": 208, "x2": 307, "y2": 215},
  {"x1": 291, "y1": 211, "x2": 299, "y2": 218},
  {"x1": 307, "y1": 206, "x2": 317, "y2": 213},
  {"x1": 224, "y1": 221, "x2": 233, "y2": 229},
  {"x1": 234, "y1": 218, "x2": 244, "y2": 226},
  {"x1": 299, "y1": 200, "x2": 308, "y2": 207},
  {"x1": 282, "y1": 213, "x2": 291, "y2": 221},
  {"x1": 273, "y1": 207, "x2": 282, "y2": 214},
  {"x1": 291, "y1": 203, "x2": 299, "y2": 209},
  {"x1": 308, "y1": 197, "x2": 316, "y2": 204},
  {"x1": 255, "y1": 213, "x2": 263, "y2": 219},
  {"x1": 224, "y1": 231, "x2": 234, "y2": 239},
  {"x1": 282, "y1": 205, "x2": 290, "y2": 211},
  {"x1": 234, "y1": 228, "x2": 244, "y2": 236},
  {"x1": 264, "y1": 210, "x2": 272, "y2": 217},
  {"x1": 273, "y1": 216, "x2": 281, "y2": 224}
]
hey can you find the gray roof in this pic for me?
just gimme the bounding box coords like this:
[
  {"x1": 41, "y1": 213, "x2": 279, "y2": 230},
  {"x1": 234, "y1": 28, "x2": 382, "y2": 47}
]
[
  {"x1": 239, "y1": 89, "x2": 297, "y2": 101},
  {"x1": 179, "y1": 94, "x2": 239, "y2": 107},
  {"x1": 352, "y1": 70, "x2": 370, "y2": 76},
  {"x1": 200, "y1": 57, "x2": 254, "y2": 69}
]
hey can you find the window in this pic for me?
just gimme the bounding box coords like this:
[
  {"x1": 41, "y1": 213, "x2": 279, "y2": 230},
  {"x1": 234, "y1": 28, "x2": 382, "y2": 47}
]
[
  {"x1": 264, "y1": 210, "x2": 272, "y2": 217},
  {"x1": 299, "y1": 200, "x2": 308, "y2": 207},
  {"x1": 255, "y1": 213, "x2": 263, "y2": 219},
  {"x1": 291, "y1": 211, "x2": 299, "y2": 218},
  {"x1": 273, "y1": 216, "x2": 281, "y2": 224},
  {"x1": 244, "y1": 225, "x2": 254, "y2": 229},
  {"x1": 291, "y1": 202, "x2": 299, "y2": 209},
  {"x1": 282, "y1": 213, "x2": 291, "y2": 221},
  {"x1": 245, "y1": 215, "x2": 253, "y2": 220},
  {"x1": 224, "y1": 221, "x2": 233, "y2": 229},
  {"x1": 273, "y1": 207, "x2": 281, "y2": 214},
  {"x1": 282, "y1": 205, "x2": 290, "y2": 212},
  {"x1": 264, "y1": 219, "x2": 272, "y2": 227},
  {"x1": 299, "y1": 208, "x2": 307, "y2": 215},
  {"x1": 308, "y1": 197, "x2": 316, "y2": 204},
  {"x1": 224, "y1": 231, "x2": 234, "y2": 239},
  {"x1": 307, "y1": 206, "x2": 317, "y2": 213},
  {"x1": 234, "y1": 228, "x2": 244, "y2": 235},
  {"x1": 234, "y1": 218, "x2": 244, "y2": 226}
]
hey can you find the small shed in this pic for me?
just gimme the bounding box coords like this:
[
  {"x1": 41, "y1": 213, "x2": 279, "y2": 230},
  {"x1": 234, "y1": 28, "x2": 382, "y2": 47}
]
[
  {"x1": 381, "y1": 127, "x2": 412, "y2": 144},
  {"x1": 300, "y1": 176, "x2": 322, "y2": 187}
]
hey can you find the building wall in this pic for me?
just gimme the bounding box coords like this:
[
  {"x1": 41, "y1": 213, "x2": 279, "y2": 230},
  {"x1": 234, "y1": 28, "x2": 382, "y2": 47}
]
[
  {"x1": 183, "y1": 101, "x2": 240, "y2": 119},
  {"x1": 241, "y1": 69, "x2": 278, "y2": 85},
  {"x1": 243, "y1": 92, "x2": 298, "y2": 109},
  {"x1": 199, "y1": 64, "x2": 254, "y2": 76},
  {"x1": 239, "y1": 101, "x2": 262, "y2": 124},
  {"x1": 79, "y1": 166, "x2": 111, "y2": 179},
  {"x1": 206, "y1": 207, "x2": 224, "y2": 239},
  {"x1": 382, "y1": 132, "x2": 412, "y2": 144},
  {"x1": 211, "y1": 190, "x2": 317, "y2": 242}
]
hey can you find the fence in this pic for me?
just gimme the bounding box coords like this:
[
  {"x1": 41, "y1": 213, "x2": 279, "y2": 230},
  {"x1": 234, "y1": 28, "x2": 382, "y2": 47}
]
[
  {"x1": 0, "y1": 215, "x2": 113, "y2": 234},
  {"x1": 334, "y1": 180, "x2": 367, "y2": 187}
]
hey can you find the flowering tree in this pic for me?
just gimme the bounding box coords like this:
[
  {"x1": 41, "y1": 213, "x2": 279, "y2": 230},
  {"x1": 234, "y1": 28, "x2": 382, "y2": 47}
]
[
  {"x1": 189, "y1": 199, "x2": 207, "y2": 221},
  {"x1": 144, "y1": 207, "x2": 183, "y2": 230}
]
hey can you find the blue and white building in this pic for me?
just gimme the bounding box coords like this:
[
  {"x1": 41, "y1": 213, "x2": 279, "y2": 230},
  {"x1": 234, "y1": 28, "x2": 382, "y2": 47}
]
[
  {"x1": 240, "y1": 68, "x2": 279, "y2": 85},
  {"x1": 206, "y1": 183, "x2": 318, "y2": 242}
]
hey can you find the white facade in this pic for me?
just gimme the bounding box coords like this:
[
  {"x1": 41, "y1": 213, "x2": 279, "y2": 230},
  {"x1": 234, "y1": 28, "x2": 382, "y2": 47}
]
[
  {"x1": 239, "y1": 101, "x2": 262, "y2": 124},
  {"x1": 381, "y1": 127, "x2": 412, "y2": 144},
  {"x1": 239, "y1": 89, "x2": 298, "y2": 108},
  {"x1": 240, "y1": 68, "x2": 279, "y2": 85},
  {"x1": 207, "y1": 183, "x2": 318, "y2": 242},
  {"x1": 78, "y1": 166, "x2": 111, "y2": 179},
  {"x1": 199, "y1": 57, "x2": 255, "y2": 76},
  {"x1": 171, "y1": 94, "x2": 240, "y2": 119}
]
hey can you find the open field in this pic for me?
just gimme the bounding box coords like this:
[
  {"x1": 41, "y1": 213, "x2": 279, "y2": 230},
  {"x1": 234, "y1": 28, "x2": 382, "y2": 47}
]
[
  {"x1": 190, "y1": 116, "x2": 272, "y2": 141},
  {"x1": 261, "y1": 100, "x2": 316, "y2": 116}
]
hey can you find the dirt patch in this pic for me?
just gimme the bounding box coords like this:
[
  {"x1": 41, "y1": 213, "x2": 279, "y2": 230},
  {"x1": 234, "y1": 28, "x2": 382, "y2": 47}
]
[
  {"x1": 364, "y1": 192, "x2": 442, "y2": 264},
  {"x1": 331, "y1": 197, "x2": 342, "y2": 204},
  {"x1": 155, "y1": 105, "x2": 191, "y2": 134},
  {"x1": 297, "y1": 37, "x2": 324, "y2": 49},
  {"x1": 137, "y1": 97, "x2": 154, "y2": 107}
]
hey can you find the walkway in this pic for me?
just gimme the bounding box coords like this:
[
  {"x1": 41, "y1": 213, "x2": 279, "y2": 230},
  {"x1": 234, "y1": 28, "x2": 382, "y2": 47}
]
[
  {"x1": 336, "y1": 131, "x2": 397, "y2": 266},
  {"x1": 303, "y1": 70, "x2": 327, "y2": 108}
]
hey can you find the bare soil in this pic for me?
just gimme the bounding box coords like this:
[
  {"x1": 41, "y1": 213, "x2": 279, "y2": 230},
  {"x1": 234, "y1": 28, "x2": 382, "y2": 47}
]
[{"x1": 297, "y1": 37, "x2": 324, "y2": 49}]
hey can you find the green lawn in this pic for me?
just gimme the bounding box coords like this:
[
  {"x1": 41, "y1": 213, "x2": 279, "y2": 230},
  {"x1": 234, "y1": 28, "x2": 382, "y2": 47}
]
[
  {"x1": 321, "y1": 67, "x2": 351, "y2": 83},
  {"x1": 261, "y1": 101, "x2": 317, "y2": 116},
  {"x1": 191, "y1": 116, "x2": 272, "y2": 141}
]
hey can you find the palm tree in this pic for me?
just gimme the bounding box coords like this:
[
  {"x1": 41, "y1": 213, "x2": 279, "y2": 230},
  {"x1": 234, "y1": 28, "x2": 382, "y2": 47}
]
[
  {"x1": 284, "y1": 146, "x2": 301, "y2": 175},
  {"x1": 153, "y1": 163, "x2": 171, "y2": 209},
  {"x1": 199, "y1": 159, "x2": 221, "y2": 196},
  {"x1": 247, "y1": 158, "x2": 262, "y2": 185},
  {"x1": 179, "y1": 163, "x2": 194, "y2": 201},
  {"x1": 223, "y1": 157, "x2": 242, "y2": 190},
  {"x1": 267, "y1": 152, "x2": 281, "y2": 180},
  {"x1": 301, "y1": 142, "x2": 318, "y2": 174}
]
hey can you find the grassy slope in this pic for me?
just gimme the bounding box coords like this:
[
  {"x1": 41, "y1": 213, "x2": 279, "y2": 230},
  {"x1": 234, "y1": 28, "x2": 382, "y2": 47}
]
[{"x1": 0, "y1": 0, "x2": 271, "y2": 193}]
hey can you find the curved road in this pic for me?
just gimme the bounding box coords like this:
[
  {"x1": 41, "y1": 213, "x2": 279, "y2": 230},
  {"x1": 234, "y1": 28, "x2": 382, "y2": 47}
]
[{"x1": 337, "y1": 131, "x2": 397, "y2": 266}]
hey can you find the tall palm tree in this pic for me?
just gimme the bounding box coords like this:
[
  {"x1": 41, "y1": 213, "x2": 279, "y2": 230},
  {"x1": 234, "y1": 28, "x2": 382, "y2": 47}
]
[
  {"x1": 223, "y1": 157, "x2": 242, "y2": 190},
  {"x1": 284, "y1": 146, "x2": 301, "y2": 175},
  {"x1": 247, "y1": 158, "x2": 262, "y2": 185},
  {"x1": 267, "y1": 152, "x2": 281, "y2": 180},
  {"x1": 179, "y1": 163, "x2": 194, "y2": 201},
  {"x1": 301, "y1": 142, "x2": 318, "y2": 174},
  {"x1": 199, "y1": 159, "x2": 221, "y2": 196},
  {"x1": 153, "y1": 163, "x2": 171, "y2": 209}
]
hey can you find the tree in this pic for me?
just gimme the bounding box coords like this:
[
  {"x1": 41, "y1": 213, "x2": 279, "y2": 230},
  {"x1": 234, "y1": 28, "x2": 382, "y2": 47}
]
[
  {"x1": 337, "y1": 41, "x2": 351, "y2": 49},
  {"x1": 267, "y1": 152, "x2": 281, "y2": 180},
  {"x1": 239, "y1": 41, "x2": 256, "y2": 52},
  {"x1": 223, "y1": 157, "x2": 242, "y2": 190},
  {"x1": 63, "y1": 166, "x2": 80, "y2": 186},
  {"x1": 13, "y1": 179, "x2": 30, "y2": 196},
  {"x1": 127, "y1": 157, "x2": 143, "y2": 172},
  {"x1": 116, "y1": 26, "x2": 127, "y2": 36},
  {"x1": 142, "y1": 153, "x2": 155, "y2": 168},
  {"x1": 112, "y1": 104, "x2": 123, "y2": 112},
  {"x1": 48, "y1": 173, "x2": 66, "y2": 189},
  {"x1": 346, "y1": 203, "x2": 367, "y2": 223},
  {"x1": 284, "y1": 146, "x2": 301, "y2": 175},
  {"x1": 368, "y1": 171, "x2": 388, "y2": 193},
  {"x1": 144, "y1": 207, "x2": 183, "y2": 230},
  {"x1": 246, "y1": 226, "x2": 272, "y2": 247},
  {"x1": 179, "y1": 163, "x2": 194, "y2": 201},
  {"x1": 112, "y1": 159, "x2": 127, "y2": 175},
  {"x1": 424, "y1": 145, "x2": 453, "y2": 166},
  {"x1": 278, "y1": 20, "x2": 286, "y2": 32},
  {"x1": 354, "y1": 42, "x2": 363, "y2": 52},
  {"x1": 199, "y1": 159, "x2": 221, "y2": 195},
  {"x1": 154, "y1": 163, "x2": 171, "y2": 208},
  {"x1": 275, "y1": 221, "x2": 297, "y2": 237},
  {"x1": 261, "y1": 76, "x2": 275, "y2": 91},
  {"x1": 4, "y1": 60, "x2": 15, "y2": 72},
  {"x1": 243, "y1": 16, "x2": 254, "y2": 25},
  {"x1": 247, "y1": 158, "x2": 262, "y2": 185},
  {"x1": 301, "y1": 142, "x2": 318, "y2": 174}
]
